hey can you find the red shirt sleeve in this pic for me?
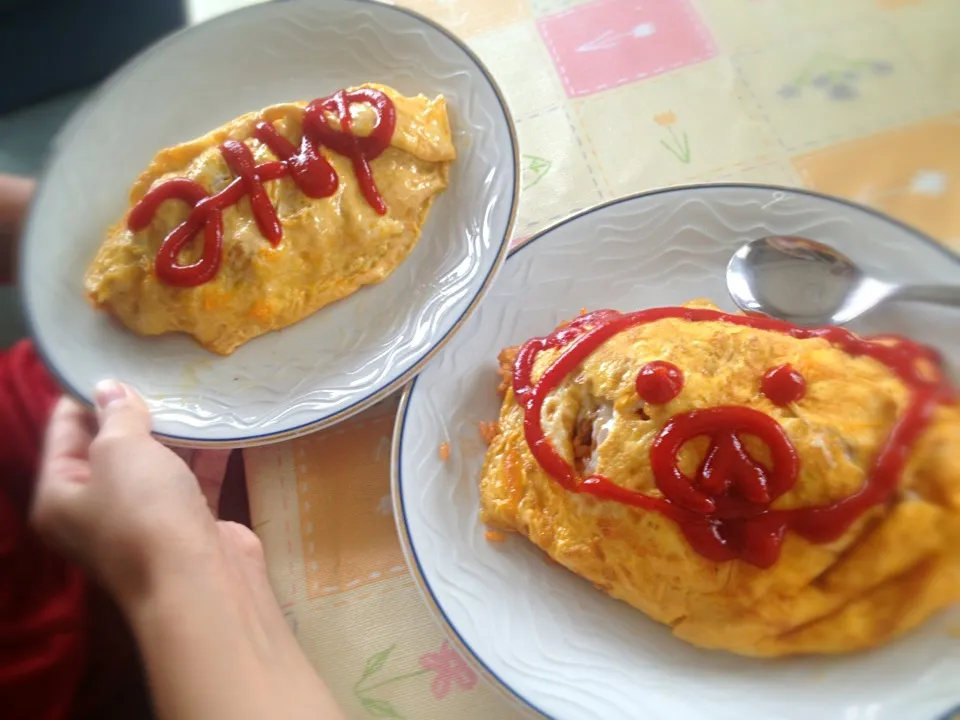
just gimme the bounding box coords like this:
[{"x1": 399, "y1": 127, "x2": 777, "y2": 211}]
[
  {"x1": 0, "y1": 340, "x2": 61, "y2": 511},
  {"x1": 0, "y1": 340, "x2": 88, "y2": 720}
]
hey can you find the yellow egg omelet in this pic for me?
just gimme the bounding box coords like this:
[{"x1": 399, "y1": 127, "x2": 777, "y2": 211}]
[
  {"x1": 479, "y1": 299, "x2": 960, "y2": 657},
  {"x1": 85, "y1": 83, "x2": 455, "y2": 355}
]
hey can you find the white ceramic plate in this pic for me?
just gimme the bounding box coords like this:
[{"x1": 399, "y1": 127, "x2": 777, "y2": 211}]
[
  {"x1": 21, "y1": 0, "x2": 517, "y2": 447},
  {"x1": 394, "y1": 185, "x2": 960, "y2": 720}
]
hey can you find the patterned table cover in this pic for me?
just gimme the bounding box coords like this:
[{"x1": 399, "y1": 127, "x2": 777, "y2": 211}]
[{"x1": 244, "y1": 1, "x2": 960, "y2": 717}]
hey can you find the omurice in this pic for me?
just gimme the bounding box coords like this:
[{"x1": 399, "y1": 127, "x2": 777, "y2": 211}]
[
  {"x1": 84, "y1": 83, "x2": 455, "y2": 355},
  {"x1": 479, "y1": 300, "x2": 960, "y2": 656}
]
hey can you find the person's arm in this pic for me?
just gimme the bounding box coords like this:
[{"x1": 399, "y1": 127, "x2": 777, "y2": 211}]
[
  {"x1": 128, "y1": 533, "x2": 341, "y2": 720},
  {"x1": 0, "y1": 174, "x2": 34, "y2": 283},
  {"x1": 33, "y1": 386, "x2": 344, "y2": 719}
]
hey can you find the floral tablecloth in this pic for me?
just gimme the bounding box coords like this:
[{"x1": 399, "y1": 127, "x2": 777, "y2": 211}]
[{"x1": 244, "y1": 0, "x2": 960, "y2": 717}]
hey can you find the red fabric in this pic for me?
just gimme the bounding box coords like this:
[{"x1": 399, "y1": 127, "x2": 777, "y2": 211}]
[{"x1": 0, "y1": 341, "x2": 134, "y2": 719}]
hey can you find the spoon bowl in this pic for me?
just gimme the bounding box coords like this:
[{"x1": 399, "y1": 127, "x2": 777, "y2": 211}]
[{"x1": 727, "y1": 236, "x2": 960, "y2": 326}]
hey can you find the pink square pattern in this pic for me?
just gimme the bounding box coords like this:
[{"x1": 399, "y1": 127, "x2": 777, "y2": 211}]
[{"x1": 537, "y1": 0, "x2": 717, "y2": 98}]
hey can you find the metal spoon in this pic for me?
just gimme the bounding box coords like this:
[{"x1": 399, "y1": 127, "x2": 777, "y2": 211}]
[{"x1": 726, "y1": 235, "x2": 960, "y2": 326}]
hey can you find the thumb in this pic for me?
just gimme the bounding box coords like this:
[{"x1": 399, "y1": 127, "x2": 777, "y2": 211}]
[{"x1": 94, "y1": 380, "x2": 153, "y2": 439}]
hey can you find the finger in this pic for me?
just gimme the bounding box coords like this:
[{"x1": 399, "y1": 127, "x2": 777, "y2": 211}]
[
  {"x1": 191, "y1": 450, "x2": 231, "y2": 515},
  {"x1": 94, "y1": 380, "x2": 152, "y2": 439},
  {"x1": 31, "y1": 464, "x2": 87, "y2": 550},
  {"x1": 171, "y1": 446, "x2": 194, "y2": 466},
  {"x1": 42, "y1": 396, "x2": 95, "y2": 465},
  {"x1": 33, "y1": 398, "x2": 93, "y2": 542},
  {"x1": 168, "y1": 447, "x2": 230, "y2": 515}
]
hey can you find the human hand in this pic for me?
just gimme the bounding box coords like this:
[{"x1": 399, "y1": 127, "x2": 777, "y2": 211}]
[
  {"x1": 33, "y1": 382, "x2": 345, "y2": 719},
  {"x1": 32, "y1": 381, "x2": 232, "y2": 607}
]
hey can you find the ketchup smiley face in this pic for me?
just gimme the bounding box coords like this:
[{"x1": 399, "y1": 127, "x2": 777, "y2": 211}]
[{"x1": 511, "y1": 308, "x2": 954, "y2": 569}]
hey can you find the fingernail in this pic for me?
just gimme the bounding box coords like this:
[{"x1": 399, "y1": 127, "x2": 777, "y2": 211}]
[{"x1": 94, "y1": 380, "x2": 127, "y2": 410}]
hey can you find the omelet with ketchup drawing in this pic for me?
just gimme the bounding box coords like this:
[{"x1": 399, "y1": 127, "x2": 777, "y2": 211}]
[
  {"x1": 479, "y1": 299, "x2": 960, "y2": 656},
  {"x1": 84, "y1": 83, "x2": 455, "y2": 355}
]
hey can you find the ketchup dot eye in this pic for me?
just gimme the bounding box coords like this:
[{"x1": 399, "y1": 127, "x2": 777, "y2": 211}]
[
  {"x1": 636, "y1": 361, "x2": 684, "y2": 404},
  {"x1": 761, "y1": 363, "x2": 806, "y2": 406}
]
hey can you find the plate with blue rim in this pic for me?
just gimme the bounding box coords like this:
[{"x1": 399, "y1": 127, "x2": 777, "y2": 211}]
[
  {"x1": 393, "y1": 184, "x2": 960, "y2": 720},
  {"x1": 21, "y1": 0, "x2": 518, "y2": 447}
]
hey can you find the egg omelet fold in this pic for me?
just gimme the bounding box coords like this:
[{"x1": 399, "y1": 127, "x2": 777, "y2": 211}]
[
  {"x1": 85, "y1": 83, "x2": 455, "y2": 355},
  {"x1": 479, "y1": 300, "x2": 960, "y2": 656}
]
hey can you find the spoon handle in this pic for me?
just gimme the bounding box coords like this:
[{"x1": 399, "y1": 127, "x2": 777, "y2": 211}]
[{"x1": 891, "y1": 284, "x2": 960, "y2": 308}]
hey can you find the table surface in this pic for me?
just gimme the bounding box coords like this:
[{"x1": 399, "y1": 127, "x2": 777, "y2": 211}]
[{"x1": 243, "y1": 1, "x2": 960, "y2": 718}]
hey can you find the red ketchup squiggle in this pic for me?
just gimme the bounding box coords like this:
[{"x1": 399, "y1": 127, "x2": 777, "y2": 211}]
[
  {"x1": 511, "y1": 307, "x2": 955, "y2": 568},
  {"x1": 128, "y1": 87, "x2": 396, "y2": 287}
]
